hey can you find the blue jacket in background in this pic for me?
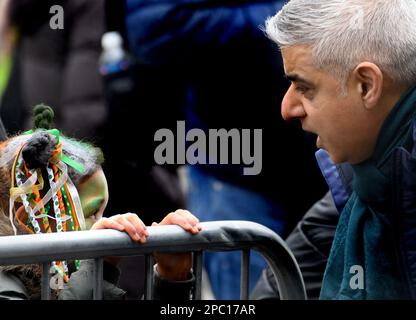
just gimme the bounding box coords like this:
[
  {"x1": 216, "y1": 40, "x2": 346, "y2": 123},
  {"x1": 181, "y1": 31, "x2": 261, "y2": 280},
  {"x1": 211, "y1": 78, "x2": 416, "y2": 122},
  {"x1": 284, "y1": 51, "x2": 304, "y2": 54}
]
[{"x1": 124, "y1": 0, "x2": 327, "y2": 229}]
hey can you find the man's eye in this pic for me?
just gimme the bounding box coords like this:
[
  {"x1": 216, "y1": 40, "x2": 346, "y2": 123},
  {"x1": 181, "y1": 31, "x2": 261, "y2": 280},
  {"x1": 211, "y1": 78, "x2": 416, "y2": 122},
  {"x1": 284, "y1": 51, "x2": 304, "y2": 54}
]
[{"x1": 295, "y1": 86, "x2": 308, "y2": 94}]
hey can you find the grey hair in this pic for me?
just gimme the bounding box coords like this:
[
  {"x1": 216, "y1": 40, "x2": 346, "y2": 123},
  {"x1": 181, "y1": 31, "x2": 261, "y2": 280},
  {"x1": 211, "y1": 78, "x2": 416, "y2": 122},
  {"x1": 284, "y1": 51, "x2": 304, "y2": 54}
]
[{"x1": 265, "y1": 0, "x2": 416, "y2": 85}]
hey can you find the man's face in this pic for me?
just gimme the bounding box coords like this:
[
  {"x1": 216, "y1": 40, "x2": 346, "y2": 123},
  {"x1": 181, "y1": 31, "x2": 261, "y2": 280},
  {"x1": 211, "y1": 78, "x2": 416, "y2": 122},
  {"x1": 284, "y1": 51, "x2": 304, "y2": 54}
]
[{"x1": 280, "y1": 45, "x2": 381, "y2": 164}]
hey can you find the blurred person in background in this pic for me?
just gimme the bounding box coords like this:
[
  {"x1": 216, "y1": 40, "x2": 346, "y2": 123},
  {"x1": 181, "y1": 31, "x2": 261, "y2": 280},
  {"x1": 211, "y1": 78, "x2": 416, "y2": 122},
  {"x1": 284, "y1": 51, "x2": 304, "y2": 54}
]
[
  {"x1": 0, "y1": 0, "x2": 13, "y2": 140},
  {"x1": 120, "y1": 0, "x2": 328, "y2": 299},
  {"x1": 1, "y1": 0, "x2": 106, "y2": 140}
]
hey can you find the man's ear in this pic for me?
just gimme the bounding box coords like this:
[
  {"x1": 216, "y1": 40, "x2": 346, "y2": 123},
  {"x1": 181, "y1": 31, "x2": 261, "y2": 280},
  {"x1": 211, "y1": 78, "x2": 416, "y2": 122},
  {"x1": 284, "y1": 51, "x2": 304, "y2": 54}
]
[{"x1": 352, "y1": 62, "x2": 383, "y2": 110}]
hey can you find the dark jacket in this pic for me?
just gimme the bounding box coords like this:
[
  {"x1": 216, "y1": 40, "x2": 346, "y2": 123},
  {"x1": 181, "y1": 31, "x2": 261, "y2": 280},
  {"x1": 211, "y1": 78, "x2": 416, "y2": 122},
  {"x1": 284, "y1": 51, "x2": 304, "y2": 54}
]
[
  {"x1": 251, "y1": 153, "x2": 354, "y2": 300},
  {"x1": 0, "y1": 259, "x2": 194, "y2": 300},
  {"x1": 251, "y1": 191, "x2": 339, "y2": 300},
  {"x1": 0, "y1": 260, "x2": 126, "y2": 300},
  {"x1": 58, "y1": 260, "x2": 194, "y2": 300}
]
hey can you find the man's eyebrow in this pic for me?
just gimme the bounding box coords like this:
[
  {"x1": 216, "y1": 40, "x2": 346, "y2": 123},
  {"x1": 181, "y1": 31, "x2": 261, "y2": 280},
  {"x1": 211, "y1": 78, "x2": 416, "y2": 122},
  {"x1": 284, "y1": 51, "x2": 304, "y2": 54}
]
[{"x1": 285, "y1": 74, "x2": 313, "y2": 86}]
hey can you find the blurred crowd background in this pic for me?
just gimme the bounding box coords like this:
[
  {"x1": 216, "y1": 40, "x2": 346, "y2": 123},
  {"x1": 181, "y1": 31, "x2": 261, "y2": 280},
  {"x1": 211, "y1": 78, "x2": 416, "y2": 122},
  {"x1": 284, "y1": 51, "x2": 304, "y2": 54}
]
[{"x1": 0, "y1": 0, "x2": 328, "y2": 300}]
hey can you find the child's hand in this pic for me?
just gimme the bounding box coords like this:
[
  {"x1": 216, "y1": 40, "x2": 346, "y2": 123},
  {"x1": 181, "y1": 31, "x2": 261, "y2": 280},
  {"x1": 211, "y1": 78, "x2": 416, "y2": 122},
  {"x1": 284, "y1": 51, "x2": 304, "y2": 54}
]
[
  {"x1": 90, "y1": 210, "x2": 202, "y2": 277},
  {"x1": 91, "y1": 213, "x2": 149, "y2": 243},
  {"x1": 152, "y1": 209, "x2": 202, "y2": 234}
]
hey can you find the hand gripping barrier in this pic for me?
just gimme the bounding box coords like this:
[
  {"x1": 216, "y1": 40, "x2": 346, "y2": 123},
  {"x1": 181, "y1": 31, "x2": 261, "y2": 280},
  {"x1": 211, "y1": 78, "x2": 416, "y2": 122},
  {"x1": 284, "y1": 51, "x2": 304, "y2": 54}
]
[{"x1": 0, "y1": 220, "x2": 306, "y2": 300}]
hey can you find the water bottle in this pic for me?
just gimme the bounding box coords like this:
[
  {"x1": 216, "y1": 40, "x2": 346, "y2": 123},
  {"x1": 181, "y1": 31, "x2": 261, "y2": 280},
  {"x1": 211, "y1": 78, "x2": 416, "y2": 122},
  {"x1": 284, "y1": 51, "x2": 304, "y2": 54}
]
[
  {"x1": 99, "y1": 31, "x2": 131, "y2": 76},
  {"x1": 99, "y1": 31, "x2": 136, "y2": 106}
]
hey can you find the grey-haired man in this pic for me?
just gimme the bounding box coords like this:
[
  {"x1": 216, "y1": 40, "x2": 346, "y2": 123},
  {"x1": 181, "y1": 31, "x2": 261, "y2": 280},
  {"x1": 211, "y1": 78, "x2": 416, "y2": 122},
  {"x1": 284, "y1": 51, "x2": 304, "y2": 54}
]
[{"x1": 265, "y1": 0, "x2": 416, "y2": 299}]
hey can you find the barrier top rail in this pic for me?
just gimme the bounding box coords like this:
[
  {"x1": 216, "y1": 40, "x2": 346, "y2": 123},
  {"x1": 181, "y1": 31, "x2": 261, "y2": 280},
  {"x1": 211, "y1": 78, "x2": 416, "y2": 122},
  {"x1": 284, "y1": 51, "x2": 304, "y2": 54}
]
[{"x1": 0, "y1": 220, "x2": 306, "y2": 300}]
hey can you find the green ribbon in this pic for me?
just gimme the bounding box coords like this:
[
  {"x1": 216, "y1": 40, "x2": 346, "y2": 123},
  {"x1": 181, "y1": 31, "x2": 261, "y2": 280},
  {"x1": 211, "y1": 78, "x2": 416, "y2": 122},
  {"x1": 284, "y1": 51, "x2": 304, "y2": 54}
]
[
  {"x1": 24, "y1": 129, "x2": 86, "y2": 174},
  {"x1": 61, "y1": 154, "x2": 85, "y2": 174}
]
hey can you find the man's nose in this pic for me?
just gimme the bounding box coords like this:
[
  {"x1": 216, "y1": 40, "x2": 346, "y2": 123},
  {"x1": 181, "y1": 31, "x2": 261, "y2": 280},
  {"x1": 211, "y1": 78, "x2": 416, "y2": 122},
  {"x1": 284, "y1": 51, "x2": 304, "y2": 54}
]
[{"x1": 281, "y1": 86, "x2": 306, "y2": 121}]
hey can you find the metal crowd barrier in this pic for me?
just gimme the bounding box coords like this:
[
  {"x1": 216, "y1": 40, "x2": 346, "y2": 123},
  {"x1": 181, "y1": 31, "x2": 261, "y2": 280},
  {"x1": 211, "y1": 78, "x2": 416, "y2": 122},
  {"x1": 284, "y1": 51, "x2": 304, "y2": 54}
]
[{"x1": 0, "y1": 220, "x2": 306, "y2": 300}]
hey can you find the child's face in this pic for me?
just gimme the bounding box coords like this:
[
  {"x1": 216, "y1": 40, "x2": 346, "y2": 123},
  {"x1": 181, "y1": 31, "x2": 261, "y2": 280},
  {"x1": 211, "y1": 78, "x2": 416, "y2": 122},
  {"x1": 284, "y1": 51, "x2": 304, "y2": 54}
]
[
  {"x1": 12, "y1": 167, "x2": 109, "y2": 232},
  {"x1": 77, "y1": 167, "x2": 109, "y2": 230}
]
